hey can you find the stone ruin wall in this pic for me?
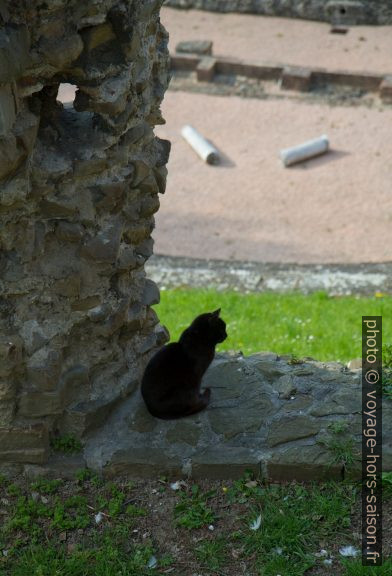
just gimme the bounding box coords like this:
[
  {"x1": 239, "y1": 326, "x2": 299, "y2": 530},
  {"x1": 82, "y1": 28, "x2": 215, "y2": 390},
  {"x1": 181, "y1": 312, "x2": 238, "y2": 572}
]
[
  {"x1": 0, "y1": 0, "x2": 170, "y2": 468},
  {"x1": 164, "y1": 0, "x2": 392, "y2": 25}
]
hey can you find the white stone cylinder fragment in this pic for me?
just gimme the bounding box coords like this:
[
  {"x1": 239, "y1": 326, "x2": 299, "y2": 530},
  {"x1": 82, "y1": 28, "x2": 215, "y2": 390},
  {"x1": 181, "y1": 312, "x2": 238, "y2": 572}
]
[
  {"x1": 280, "y1": 135, "x2": 329, "y2": 167},
  {"x1": 181, "y1": 124, "x2": 220, "y2": 165}
]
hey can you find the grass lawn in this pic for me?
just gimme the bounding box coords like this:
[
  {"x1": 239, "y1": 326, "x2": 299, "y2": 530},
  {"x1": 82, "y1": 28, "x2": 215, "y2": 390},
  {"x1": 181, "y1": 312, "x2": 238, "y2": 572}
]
[
  {"x1": 1, "y1": 472, "x2": 391, "y2": 576},
  {"x1": 155, "y1": 289, "x2": 392, "y2": 363}
]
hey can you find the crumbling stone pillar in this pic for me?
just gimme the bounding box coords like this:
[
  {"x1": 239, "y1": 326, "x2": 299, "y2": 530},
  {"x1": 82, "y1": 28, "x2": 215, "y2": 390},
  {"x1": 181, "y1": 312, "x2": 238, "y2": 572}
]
[{"x1": 0, "y1": 0, "x2": 170, "y2": 467}]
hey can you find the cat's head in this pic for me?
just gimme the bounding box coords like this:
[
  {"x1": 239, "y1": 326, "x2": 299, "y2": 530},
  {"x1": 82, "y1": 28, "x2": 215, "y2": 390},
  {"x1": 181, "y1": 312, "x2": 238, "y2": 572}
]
[{"x1": 189, "y1": 308, "x2": 227, "y2": 344}]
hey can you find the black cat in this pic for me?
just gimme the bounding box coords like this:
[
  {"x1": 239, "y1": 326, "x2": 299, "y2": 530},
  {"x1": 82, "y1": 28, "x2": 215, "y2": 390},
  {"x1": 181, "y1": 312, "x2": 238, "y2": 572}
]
[{"x1": 141, "y1": 309, "x2": 227, "y2": 419}]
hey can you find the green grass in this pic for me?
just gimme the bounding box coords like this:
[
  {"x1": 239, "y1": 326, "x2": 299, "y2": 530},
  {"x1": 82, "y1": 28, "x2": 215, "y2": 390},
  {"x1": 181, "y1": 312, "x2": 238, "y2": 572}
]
[
  {"x1": 341, "y1": 558, "x2": 392, "y2": 575},
  {"x1": 155, "y1": 289, "x2": 392, "y2": 362},
  {"x1": 174, "y1": 484, "x2": 216, "y2": 529},
  {"x1": 50, "y1": 435, "x2": 82, "y2": 454},
  {"x1": 0, "y1": 474, "x2": 390, "y2": 575},
  {"x1": 9, "y1": 541, "x2": 157, "y2": 576},
  {"x1": 195, "y1": 537, "x2": 227, "y2": 571},
  {"x1": 233, "y1": 482, "x2": 356, "y2": 574}
]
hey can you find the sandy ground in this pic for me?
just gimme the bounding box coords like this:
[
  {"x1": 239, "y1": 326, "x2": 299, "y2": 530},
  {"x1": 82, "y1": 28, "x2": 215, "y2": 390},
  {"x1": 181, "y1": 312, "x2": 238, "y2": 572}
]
[
  {"x1": 152, "y1": 9, "x2": 392, "y2": 264},
  {"x1": 155, "y1": 91, "x2": 392, "y2": 263},
  {"x1": 161, "y1": 7, "x2": 392, "y2": 75}
]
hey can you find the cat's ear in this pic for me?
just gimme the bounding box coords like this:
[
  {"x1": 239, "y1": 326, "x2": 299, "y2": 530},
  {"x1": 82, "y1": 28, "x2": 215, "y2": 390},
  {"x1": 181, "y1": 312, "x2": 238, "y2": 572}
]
[{"x1": 211, "y1": 308, "x2": 221, "y2": 317}]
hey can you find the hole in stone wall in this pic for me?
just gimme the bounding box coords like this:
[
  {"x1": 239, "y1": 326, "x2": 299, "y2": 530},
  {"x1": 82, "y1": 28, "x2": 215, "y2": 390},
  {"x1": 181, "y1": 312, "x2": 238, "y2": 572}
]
[
  {"x1": 57, "y1": 83, "x2": 78, "y2": 109},
  {"x1": 29, "y1": 82, "x2": 96, "y2": 151},
  {"x1": 340, "y1": 7, "x2": 347, "y2": 14}
]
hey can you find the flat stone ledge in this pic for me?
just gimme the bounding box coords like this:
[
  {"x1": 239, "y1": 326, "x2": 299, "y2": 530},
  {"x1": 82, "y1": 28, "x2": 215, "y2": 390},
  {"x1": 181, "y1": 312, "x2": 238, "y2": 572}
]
[
  {"x1": 7, "y1": 351, "x2": 390, "y2": 482},
  {"x1": 16, "y1": 352, "x2": 384, "y2": 482}
]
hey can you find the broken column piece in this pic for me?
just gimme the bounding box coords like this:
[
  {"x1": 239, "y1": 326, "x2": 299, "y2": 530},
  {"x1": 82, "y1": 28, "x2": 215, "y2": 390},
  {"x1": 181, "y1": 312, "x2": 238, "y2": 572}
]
[
  {"x1": 280, "y1": 135, "x2": 329, "y2": 167},
  {"x1": 181, "y1": 124, "x2": 220, "y2": 165}
]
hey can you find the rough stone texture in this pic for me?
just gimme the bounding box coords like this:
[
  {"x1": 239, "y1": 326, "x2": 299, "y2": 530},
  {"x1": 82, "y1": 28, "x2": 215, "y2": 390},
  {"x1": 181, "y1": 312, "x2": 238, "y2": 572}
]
[
  {"x1": 164, "y1": 1, "x2": 392, "y2": 25},
  {"x1": 77, "y1": 353, "x2": 390, "y2": 481},
  {"x1": 0, "y1": 0, "x2": 170, "y2": 464}
]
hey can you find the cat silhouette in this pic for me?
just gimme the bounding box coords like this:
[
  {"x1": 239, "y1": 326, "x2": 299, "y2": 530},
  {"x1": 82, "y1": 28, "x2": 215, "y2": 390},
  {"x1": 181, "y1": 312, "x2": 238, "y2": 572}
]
[{"x1": 141, "y1": 309, "x2": 227, "y2": 419}]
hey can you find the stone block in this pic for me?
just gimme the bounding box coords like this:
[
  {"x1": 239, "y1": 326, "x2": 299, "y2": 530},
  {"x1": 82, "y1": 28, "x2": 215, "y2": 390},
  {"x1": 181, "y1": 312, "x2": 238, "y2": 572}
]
[
  {"x1": 132, "y1": 160, "x2": 151, "y2": 187},
  {"x1": 170, "y1": 53, "x2": 200, "y2": 72},
  {"x1": 26, "y1": 348, "x2": 63, "y2": 392},
  {"x1": 166, "y1": 421, "x2": 201, "y2": 446},
  {"x1": 139, "y1": 193, "x2": 160, "y2": 218},
  {"x1": 0, "y1": 424, "x2": 49, "y2": 464},
  {"x1": 91, "y1": 181, "x2": 127, "y2": 213},
  {"x1": 55, "y1": 221, "x2": 84, "y2": 243},
  {"x1": 215, "y1": 58, "x2": 282, "y2": 80},
  {"x1": 24, "y1": 453, "x2": 87, "y2": 480},
  {"x1": 325, "y1": 1, "x2": 366, "y2": 25},
  {"x1": 281, "y1": 66, "x2": 312, "y2": 92},
  {"x1": 135, "y1": 237, "x2": 154, "y2": 260},
  {"x1": 267, "y1": 415, "x2": 321, "y2": 447},
  {"x1": 117, "y1": 245, "x2": 137, "y2": 270},
  {"x1": 176, "y1": 40, "x2": 213, "y2": 55},
  {"x1": 126, "y1": 303, "x2": 146, "y2": 331},
  {"x1": 0, "y1": 401, "x2": 16, "y2": 426},
  {"x1": 154, "y1": 324, "x2": 170, "y2": 347},
  {"x1": 0, "y1": 133, "x2": 25, "y2": 181},
  {"x1": 192, "y1": 447, "x2": 263, "y2": 480},
  {"x1": 128, "y1": 403, "x2": 158, "y2": 433},
  {"x1": 39, "y1": 33, "x2": 83, "y2": 70},
  {"x1": 380, "y1": 76, "x2": 392, "y2": 101},
  {"x1": 197, "y1": 57, "x2": 217, "y2": 82},
  {"x1": 123, "y1": 222, "x2": 151, "y2": 244},
  {"x1": 80, "y1": 22, "x2": 116, "y2": 52},
  {"x1": 53, "y1": 274, "x2": 81, "y2": 298},
  {"x1": 274, "y1": 374, "x2": 297, "y2": 399},
  {"x1": 13, "y1": 110, "x2": 40, "y2": 157},
  {"x1": 310, "y1": 388, "x2": 361, "y2": 416},
  {"x1": 267, "y1": 445, "x2": 343, "y2": 482},
  {"x1": 76, "y1": 69, "x2": 131, "y2": 115},
  {"x1": 0, "y1": 84, "x2": 17, "y2": 136},
  {"x1": 59, "y1": 365, "x2": 90, "y2": 405},
  {"x1": 208, "y1": 393, "x2": 274, "y2": 439},
  {"x1": 138, "y1": 174, "x2": 160, "y2": 195},
  {"x1": 39, "y1": 197, "x2": 77, "y2": 218},
  {"x1": 19, "y1": 320, "x2": 47, "y2": 355},
  {"x1": 0, "y1": 334, "x2": 23, "y2": 376},
  {"x1": 154, "y1": 138, "x2": 172, "y2": 168},
  {"x1": 81, "y1": 220, "x2": 122, "y2": 263},
  {"x1": 59, "y1": 378, "x2": 138, "y2": 438},
  {"x1": 0, "y1": 25, "x2": 30, "y2": 83},
  {"x1": 142, "y1": 278, "x2": 160, "y2": 306},
  {"x1": 103, "y1": 447, "x2": 183, "y2": 478},
  {"x1": 153, "y1": 165, "x2": 168, "y2": 194},
  {"x1": 100, "y1": 298, "x2": 130, "y2": 337},
  {"x1": 18, "y1": 391, "x2": 63, "y2": 418}
]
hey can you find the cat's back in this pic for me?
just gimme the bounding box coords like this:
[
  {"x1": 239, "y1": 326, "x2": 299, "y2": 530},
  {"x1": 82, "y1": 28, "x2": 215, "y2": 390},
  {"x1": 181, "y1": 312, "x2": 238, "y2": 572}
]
[{"x1": 142, "y1": 342, "x2": 186, "y2": 381}]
